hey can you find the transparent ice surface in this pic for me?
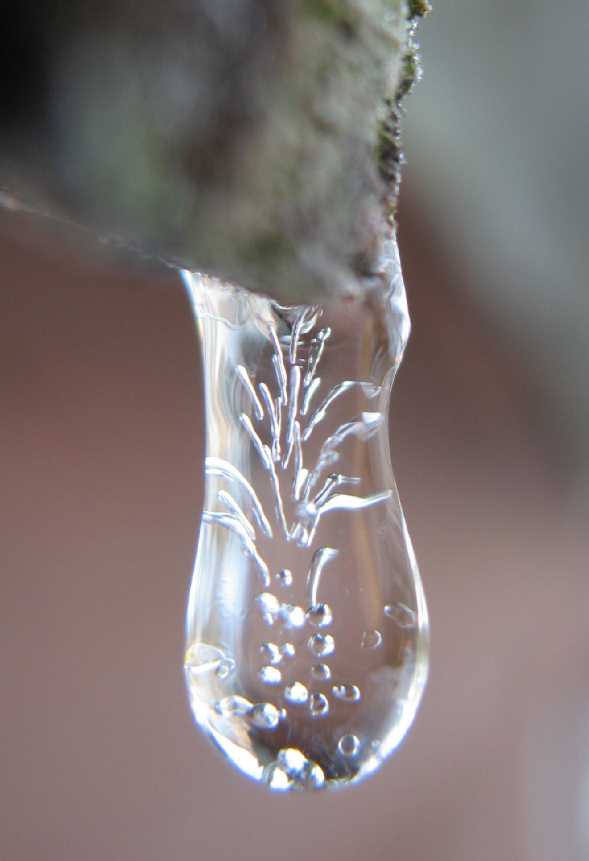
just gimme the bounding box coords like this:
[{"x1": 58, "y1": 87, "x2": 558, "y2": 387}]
[{"x1": 182, "y1": 244, "x2": 428, "y2": 791}]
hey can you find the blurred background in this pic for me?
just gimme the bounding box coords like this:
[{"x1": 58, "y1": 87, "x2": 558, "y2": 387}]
[{"x1": 1, "y1": 2, "x2": 588, "y2": 859}]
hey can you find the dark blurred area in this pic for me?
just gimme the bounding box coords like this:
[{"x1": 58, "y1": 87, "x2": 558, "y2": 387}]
[
  {"x1": 1, "y1": 2, "x2": 588, "y2": 860},
  {"x1": 0, "y1": 0, "x2": 293, "y2": 283}
]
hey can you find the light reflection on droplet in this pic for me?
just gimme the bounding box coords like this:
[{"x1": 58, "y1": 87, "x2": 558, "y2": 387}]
[
  {"x1": 185, "y1": 643, "x2": 235, "y2": 678},
  {"x1": 278, "y1": 747, "x2": 306, "y2": 775},
  {"x1": 308, "y1": 763, "x2": 326, "y2": 789},
  {"x1": 250, "y1": 703, "x2": 280, "y2": 730},
  {"x1": 281, "y1": 642, "x2": 296, "y2": 660},
  {"x1": 256, "y1": 592, "x2": 281, "y2": 625},
  {"x1": 216, "y1": 695, "x2": 252, "y2": 717},
  {"x1": 267, "y1": 766, "x2": 289, "y2": 791},
  {"x1": 265, "y1": 748, "x2": 326, "y2": 791},
  {"x1": 361, "y1": 629, "x2": 383, "y2": 650},
  {"x1": 281, "y1": 604, "x2": 306, "y2": 629},
  {"x1": 332, "y1": 684, "x2": 361, "y2": 703},
  {"x1": 384, "y1": 602, "x2": 416, "y2": 628}
]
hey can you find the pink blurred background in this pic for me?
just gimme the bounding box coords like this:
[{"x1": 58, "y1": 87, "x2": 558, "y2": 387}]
[{"x1": 1, "y1": 2, "x2": 589, "y2": 858}]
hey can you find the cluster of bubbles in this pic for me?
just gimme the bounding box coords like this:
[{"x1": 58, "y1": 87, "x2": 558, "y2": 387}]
[
  {"x1": 255, "y1": 580, "x2": 351, "y2": 725},
  {"x1": 190, "y1": 580, "x2": 417, "y2": 789},
  {"x1": 262, "y1": 736, "x2": 364, "y2": 791},
  {"x1": 250, "y1": 569, "x2": 370, "y2": 782}
]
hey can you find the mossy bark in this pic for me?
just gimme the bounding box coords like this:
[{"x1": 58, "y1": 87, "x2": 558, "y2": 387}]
[{"x1": 0, "y1": 0, "x2": 429, "y2": 301}]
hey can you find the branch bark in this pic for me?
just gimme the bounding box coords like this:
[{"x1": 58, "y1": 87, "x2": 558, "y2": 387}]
[{"x1": 0, "y1": 1, "x2": 429, "y2": 300}]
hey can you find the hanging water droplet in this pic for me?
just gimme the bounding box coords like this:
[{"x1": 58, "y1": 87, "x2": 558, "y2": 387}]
[{"x1": 183, "y1": 245, "x2": 429, "y2": 791}]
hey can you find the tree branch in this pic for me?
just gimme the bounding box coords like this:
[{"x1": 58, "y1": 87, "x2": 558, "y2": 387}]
[{"x1": 0, "y1": 1, "x2": 429, "y2": 300}]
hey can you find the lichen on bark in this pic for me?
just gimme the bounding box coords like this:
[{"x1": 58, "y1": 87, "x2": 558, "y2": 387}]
[{"x1": 377, "y1": 0, "x2": 431, "y2": 225}]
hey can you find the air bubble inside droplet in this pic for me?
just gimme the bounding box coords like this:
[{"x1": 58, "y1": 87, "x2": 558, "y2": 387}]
[
  {"x1": 307, "y1": 764, "x2": 325, "y2": 789},
  {"x1": 250, "y1": 703, "x2": 281, "y2": 730},
  {"x1": 306, "y1": 603, "x2": 333, "y2": 628},
  {"x1": 279, "y1": 748, "x2": 306, "y2": 775},
  {"x1": 361, "y1": 629, "x2": 383, "y2": 650},
  {"x1": 185, "y1": 643, "x2": 234, "y2": 678},
  {"x1": 338, "y1": 735, "x2": 360, "y2": 758},
  {"x1": 259, "y1": 666, "x2": 282, "y2": 686},
  {"x1": 267, "y1": 766, "x2": 290, "y2": 791},
  {"x1": 384, "y1": 602, "x2": 417, "y2": 628},
  {"x1": 276, "y1": 569, "x2": 293, "y2": 588},
  {"x1": 332, "y1": 683, "x2": 361, "y2": 703},
  {"x1": 308, "y1": 633, "x2": 335, "y2": 657},
  {"x1": 310, "y1": 663, "x2": 331, "y2": 682},
  {"x1": 281, "y1": 643, "x2": 296, "y2": 660},
  {"x1": 309, "y1": 692, "x2": 329, "y2": 718},
  {"x1": 280, "y1": 604, "x2": 306, "y2": 629},
  {"x1": 216, "y1": 659, "x2": 236, "y2": 679},
  {"x1": 260, "y1": 642, "x2": 282, "y2": 665},
  {"x1": 284, "y1": 682, "x2": 309, "y2": 704},
  {"x1": 256, "y1": 592, "x2": 281, "y2": 625},
  {"x1": 216, "y1": 695, "x2": 252, "y2": 718}
]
